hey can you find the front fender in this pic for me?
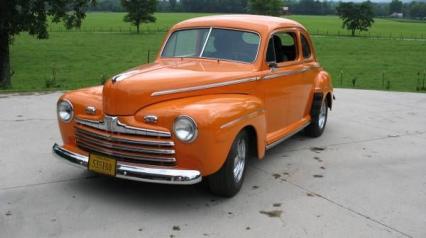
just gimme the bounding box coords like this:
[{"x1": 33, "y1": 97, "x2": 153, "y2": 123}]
[{"x1": 136, "y1": 94, "x2": 266, "y2": 176}]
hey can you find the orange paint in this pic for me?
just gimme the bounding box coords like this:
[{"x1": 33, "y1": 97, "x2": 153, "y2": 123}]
[{"x1": 56, "y1": 15, "x2": 333, "y2": 176}]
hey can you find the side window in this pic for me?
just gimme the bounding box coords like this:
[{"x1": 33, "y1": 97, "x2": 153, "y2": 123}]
[
  {"x1": 301, "y1": 34, "x2": 312, "y2": 59},
  {"x1": 267, "y1": 32, "x2": 298, "y2": 64},
  {"x1": 266, "y1": 37, "x2": 276, "y2": 63}
]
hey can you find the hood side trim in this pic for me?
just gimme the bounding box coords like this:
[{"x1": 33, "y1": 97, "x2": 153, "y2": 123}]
[{"x1": 151, "y1": 76, "x2": 259, "y2": 96}]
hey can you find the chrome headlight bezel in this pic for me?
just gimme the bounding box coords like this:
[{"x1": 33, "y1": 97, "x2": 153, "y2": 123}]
[
  {"x1": 173, "y1": 115, "x2": 198, "y2": 143},
  {"x1": 57, "y1": 99, "x2": 74, "y2": 123}
]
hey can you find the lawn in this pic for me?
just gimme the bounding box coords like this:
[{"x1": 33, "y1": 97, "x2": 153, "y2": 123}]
[{"x1": 4, "y1": 12, "x2": 426, "y2": 92}]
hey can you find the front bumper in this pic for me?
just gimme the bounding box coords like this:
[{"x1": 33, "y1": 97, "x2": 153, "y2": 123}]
[{"x1": 52, "y1": 143, "x2": 202, "y2": 185}]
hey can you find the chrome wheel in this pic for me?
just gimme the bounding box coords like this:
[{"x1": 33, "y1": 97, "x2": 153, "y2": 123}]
[
  {"x1": 233, "y1": 137, "x2": 246, "y2": 183},
  {"x1": 318, "y1": 100, "x2": 327, "y2": 129}
]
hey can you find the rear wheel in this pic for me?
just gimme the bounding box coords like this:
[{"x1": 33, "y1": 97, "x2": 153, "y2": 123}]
[
  {"x1": 305, "y1": 97, "x2": 328, "y2": 137},
  {"x1": 208, "y1": 130, "x2": 248, "y2": 197}
]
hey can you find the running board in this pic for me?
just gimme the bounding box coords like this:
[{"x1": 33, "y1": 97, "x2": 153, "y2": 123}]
[{"x1": 266, "y1": 121, "x2": 311, "y2": 150}]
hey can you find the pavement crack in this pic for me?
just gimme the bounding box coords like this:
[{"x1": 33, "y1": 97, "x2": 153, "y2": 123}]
[
  {"x1": 0, "y1": 118, "x2": 55, "y2": 122},
  {"x1": 284, "y1": 130, "x2": 426, "y2": 153},
  {"x1": 0, "y1": 175, "x2": 99, "y2": 191},
  {"x1": 249, "y1": 165, "x2": 414, "y2": 238}
]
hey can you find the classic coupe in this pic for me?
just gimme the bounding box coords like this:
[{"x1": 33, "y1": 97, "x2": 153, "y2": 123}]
[{"x1": 53, "y1": 15, "x2": 333, "y2": 197}]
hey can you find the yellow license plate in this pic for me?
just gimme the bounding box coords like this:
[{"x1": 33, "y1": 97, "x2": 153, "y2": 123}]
[{"x1": 88, "y1": 154, "x2": 117, "y2": 176}]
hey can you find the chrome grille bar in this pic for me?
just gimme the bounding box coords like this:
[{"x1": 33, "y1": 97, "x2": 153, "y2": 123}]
[
  {"x1": 76, "y1": 134, "x2": 175, "y2": 155},
  {"x1": 75, "y1": 128, "x2": 174, "y2": 147},
  {"x1": 76, "y1": 116, "x2": 171, "y2": 138}
]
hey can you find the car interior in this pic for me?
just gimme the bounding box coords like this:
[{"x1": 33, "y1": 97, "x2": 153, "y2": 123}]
[{"x1": 266, "y1": 32, "x2": 297, "y2": 64}]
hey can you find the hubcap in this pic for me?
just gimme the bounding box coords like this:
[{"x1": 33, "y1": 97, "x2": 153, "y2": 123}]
[
  {"x1": 233, "y1": 138, "x2": 246, "y2": 183},
  {"x1": 318, "y1": 100, "x2": 327, "y2": 129}
]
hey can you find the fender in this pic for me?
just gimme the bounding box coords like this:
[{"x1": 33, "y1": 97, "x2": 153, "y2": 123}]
[
  {"x1": 314, "y1": 70, "x2": 333, "y2": 109},
  {"x1": 136, "y1": 94, "x2": 267, "y2": 176}
]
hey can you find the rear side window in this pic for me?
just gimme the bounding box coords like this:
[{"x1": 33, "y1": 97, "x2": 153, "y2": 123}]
[
  {"x1": 266, "y1": 31, "x2": 298, "y2": 64},
  {"x1": 301, "y1": 34, "x2": 312, "y2": 59}
]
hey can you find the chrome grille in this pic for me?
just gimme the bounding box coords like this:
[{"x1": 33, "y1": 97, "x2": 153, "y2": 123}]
[{"x1": 75, "y1": 117, "x2": 176, "y2": 166}]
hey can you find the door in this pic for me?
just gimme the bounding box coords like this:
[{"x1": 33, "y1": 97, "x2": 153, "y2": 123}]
[
  {"x1": 262, "y1": 30, "x2": 305, "y2": 138},
  {"x1": 299, "y1": 32, "x2": 318, "y2": 119}
]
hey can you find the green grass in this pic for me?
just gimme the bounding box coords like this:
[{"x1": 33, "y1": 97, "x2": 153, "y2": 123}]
[{"x1": 4, "y1": 12, "x2": 426, "y2": 92}]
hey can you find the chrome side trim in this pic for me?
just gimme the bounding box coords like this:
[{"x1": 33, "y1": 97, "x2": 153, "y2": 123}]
[
  {"x1": 151, "y1": 76, "x2": 259, "y2": 96},
  {"x1": 76, "y1": 116, "x2": 171, "y2": 138},
  {"x1": 220, "y1": 109, "x2": 265, "y2": 129},
  {"x1": 52, "y1": 144, "x2": 201, "y2": 185},
  {"x1": 266, "y1": 121, "x2": 311, "y2": 150},
  {"x1": 263, "y1": 68, "x2": 308, "y2": 80}
]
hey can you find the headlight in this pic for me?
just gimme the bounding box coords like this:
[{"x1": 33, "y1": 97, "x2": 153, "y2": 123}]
[
  {"x1": 173, "y1": 115, "x2": 198, "y2": 143},
  {"x1": 57, "y1": 100, "x2": 74, "y2": 122}
]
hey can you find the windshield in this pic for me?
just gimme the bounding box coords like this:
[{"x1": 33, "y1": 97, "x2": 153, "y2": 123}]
[{"x1": 161, "y1": 28, "x2": 260, "y2": 63}]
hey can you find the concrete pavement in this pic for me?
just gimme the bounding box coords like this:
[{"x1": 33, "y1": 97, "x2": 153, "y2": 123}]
[{"x1": 0, "y1": 89, "x2": 425, "y2": 238}]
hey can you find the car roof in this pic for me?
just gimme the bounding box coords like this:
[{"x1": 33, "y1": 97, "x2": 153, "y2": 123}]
[{"x1": 173, "y1": 14, "x2": 306, "y2": 33}]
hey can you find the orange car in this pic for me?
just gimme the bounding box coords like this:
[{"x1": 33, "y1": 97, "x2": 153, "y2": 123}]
[{"x1": 53, "y1": 15, "x2": 333, "y2": 197}]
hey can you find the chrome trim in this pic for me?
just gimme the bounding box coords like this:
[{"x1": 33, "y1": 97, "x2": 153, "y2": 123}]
[
  {"x1": 75, "y1": 128, "x2": 174, "y2": 147},
  {"x1": 263, "y1": 68, "x2": 308, "y2": 80},
  {"x1": 173, "y1": 115, "x2": 198, "y2": 143},
  {"x1": 77, "y1": 144, "x2": 175, "y2": 163},
  {"x1": 76, "y1": 135, "x2": 175, "y2": 155},
  {"x1": 52, "y1": 144, "x2": 201, "y2": 185},
  {"x1": 76, "y1": 142, "x2": 176, "y2": 163},
  {"x1": 144, "y1": 115, "x2": 158, "y2": 124},
  {"x1": 52, "y1": 144, "x2": 88, "y2": 168},
  {"x1": 85, "y1": 106, "x2": 96, "y2": 115},
  {"x1": 152, "y1": 76, "x2": 259, "y2": 96},
  {"x1": 266, "y1": 121, "x2": 311, "y2": 150},
  {"x1": 220, "y1": 109, "x2": 265, "y2": 129},
  {"x1": 199, "y1": 27, "x2": 212, "y2": 57},
  {"x1": 76, "y1": 116, "x2": 171, "y2": 138}
]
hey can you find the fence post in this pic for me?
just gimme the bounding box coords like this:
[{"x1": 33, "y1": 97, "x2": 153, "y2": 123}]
[
  {"x1": 382, "y1": 72, "x2": 385, "y2": 88},
  {"x1": 147, "y1": 50, "x2": 150, "y2": 64}
]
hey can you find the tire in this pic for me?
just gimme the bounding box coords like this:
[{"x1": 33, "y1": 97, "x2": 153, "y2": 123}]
[
  {"x1": 305, "y1": 96, "x2": 328, "y2": 138},
  {"x1": 208, "y1": 130, "x2": 249, "y2": 197}
]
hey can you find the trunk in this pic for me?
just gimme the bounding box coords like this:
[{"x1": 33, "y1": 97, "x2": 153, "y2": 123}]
[
  {"x1": 136, "y1": 23, "x2": 140, "y2": 34},
  {"x1": 351, "y1": 28, "x2": 356, "y2": 37},
  {"x1": 0, "y1": 34, "x2": 11, "y2": 88}
]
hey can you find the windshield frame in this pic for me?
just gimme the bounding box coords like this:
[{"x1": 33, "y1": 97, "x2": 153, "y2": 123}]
[{"x1": 160, "y1": 27, "x2": 262, "y2": 64}]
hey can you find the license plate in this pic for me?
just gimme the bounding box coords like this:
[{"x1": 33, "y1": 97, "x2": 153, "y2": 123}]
[{"x1": 88, "y1": 154, "x2": 117, "y2": 176}]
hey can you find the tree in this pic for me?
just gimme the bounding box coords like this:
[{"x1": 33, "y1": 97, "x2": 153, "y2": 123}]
[
  {"x1": 336, "y1": 2, "x2": 375, "y2": 37},
  {"x1": 389, "y1": 0, "x2": 403, "y2": 14},
  {"x1": 0, "y1": 0, "x2": 95, "y2": 88},
  {"x1": 248, "y1": 0, "x2": 282, "y2": 16},
  {"x1": 169, "y1": 0, "x2": 176, "y2": 10},
  {"x1": 121, "y1": 0, "x2": 157, "y2": 34}
]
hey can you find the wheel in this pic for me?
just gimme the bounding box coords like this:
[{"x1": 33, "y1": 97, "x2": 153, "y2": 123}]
[
  {"x1": 208, "y1": 130, "x2": 248, "y2": 197},
  {"x1": 305, "y1": 97, "x2": 328, "y2": 137}
]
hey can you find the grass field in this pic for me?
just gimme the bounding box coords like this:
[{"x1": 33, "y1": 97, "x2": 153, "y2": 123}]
[{"x1": 5, "y1": 12, "x2": 426, "y2": 92}]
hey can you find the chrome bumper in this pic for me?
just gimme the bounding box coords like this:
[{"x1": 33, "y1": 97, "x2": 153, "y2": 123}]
[{"x1": 52, "y1": 143, "x2": 202, "y2": 185}]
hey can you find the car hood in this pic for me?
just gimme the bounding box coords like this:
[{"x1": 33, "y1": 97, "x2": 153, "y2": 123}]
[{"x1": 102, "y1": 59, "x2": 258, "y2": 116}]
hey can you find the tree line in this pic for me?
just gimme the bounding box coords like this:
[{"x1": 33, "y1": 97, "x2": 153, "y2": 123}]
[{"x1": 90, "y1": 0, "x2": 426, "y2": 19}]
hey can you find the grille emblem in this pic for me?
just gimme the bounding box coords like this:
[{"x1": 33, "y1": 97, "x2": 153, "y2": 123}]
[{"x1": 104, "y1": 116, "x2": 118, "y2": 132}]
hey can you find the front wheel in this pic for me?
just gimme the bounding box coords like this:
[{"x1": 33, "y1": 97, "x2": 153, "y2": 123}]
[
  {"x1": 208, "y1": 131, "x2": 248, "y2": 197},
  {"x1": 305, "y1": 97, "x2": 328, "y2": 137}
]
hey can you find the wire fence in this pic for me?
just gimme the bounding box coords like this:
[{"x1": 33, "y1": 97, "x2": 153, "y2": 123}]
[{"x1": 48, "y1": 25, "x2": 426, "y2": 40}]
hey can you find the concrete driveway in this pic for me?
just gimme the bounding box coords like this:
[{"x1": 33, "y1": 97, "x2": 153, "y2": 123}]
[{"x1": 1, "y1": 89, "x2": 425, "y2": 238}]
